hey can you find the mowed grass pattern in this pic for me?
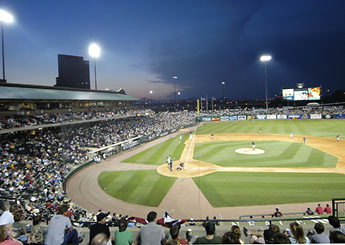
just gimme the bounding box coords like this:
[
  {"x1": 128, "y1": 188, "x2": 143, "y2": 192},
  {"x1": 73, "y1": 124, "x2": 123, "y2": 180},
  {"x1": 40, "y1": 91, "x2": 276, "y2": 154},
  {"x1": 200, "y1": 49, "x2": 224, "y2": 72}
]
[
  {"x1": 122, "y1": 133, "x2": 189, "y2": 165},
  {"x1": 98, "y1": 170, "x2": 176, "y2": 206},
  {"x1": 196, "y1": 120, "x2": 345, "y2": 138},
  {"x1": 193, "y1": 172, "x2": 345, "y2": 207},
  {"x1": 194, "y1": 141, "x2": 338, "y2": 168}
]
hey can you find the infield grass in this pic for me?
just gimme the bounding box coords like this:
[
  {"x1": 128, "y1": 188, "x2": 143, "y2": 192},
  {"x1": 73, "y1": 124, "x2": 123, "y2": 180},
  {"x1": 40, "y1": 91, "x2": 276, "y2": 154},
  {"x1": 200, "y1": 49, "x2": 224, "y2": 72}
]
[
  {"x1": 196, "y1": 119, "x2": 345, "y2": 138},
  {"x1": 193, "y1": 172, "x2": 345, "y2": 207},
  {"x1": 194, "y1": 140, "x2": 338, "y2": 168},
  {"x1": 122, "y1": 133, "x2": 189, "y2": 165},
  {"x1": 98, "y1": 170, "x2": 176, "y2": 206}
]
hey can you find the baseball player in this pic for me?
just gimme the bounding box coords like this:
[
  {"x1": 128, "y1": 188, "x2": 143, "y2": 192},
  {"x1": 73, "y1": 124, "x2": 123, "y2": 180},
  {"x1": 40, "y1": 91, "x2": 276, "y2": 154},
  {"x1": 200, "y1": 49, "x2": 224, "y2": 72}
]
[
  {"x1": 167, "y1": 155, "x2": 172, "y2": 171},
  {"x1": 337, "y1": 135, "x2": 340, "y2": 143},
  {"x1": 259, "y1": 128, "x2": 263, "y2": 134},
  {"x1": 211, "y1": 133, "x2": 214, "y2": 140},
  {"x1": 290, "y1": 133, "x2": 294, "y2": 139},
  {"x1": 252, "y1": 141, "x2": 256, "y2": 151},
  {"x1": 303, "y1": 137, "x2": 307, "y2": 144}
]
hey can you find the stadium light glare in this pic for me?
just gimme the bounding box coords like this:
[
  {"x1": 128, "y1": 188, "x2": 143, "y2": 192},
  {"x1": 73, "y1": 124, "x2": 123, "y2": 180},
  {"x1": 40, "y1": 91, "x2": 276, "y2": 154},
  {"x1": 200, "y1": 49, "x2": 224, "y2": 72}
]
[
  {"x1": 0, "y1": 9, "x2": 15, "y2": 82},
  {"x1": 260, "y1": 55, "x2": 272, "y2": 62},
  {"x1": 0, "y1": 9, "x2": 14, "y2": 23},
  {"x1": 88, "y1": 43, "x2": 101, "y2": 58}
]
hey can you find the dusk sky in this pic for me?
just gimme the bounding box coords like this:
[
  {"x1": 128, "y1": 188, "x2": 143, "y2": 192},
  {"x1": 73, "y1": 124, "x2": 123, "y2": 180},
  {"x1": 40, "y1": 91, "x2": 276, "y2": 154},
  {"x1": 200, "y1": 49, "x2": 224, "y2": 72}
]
[{"x1": 1, "y1": 0, "x2": 345, "y2": 100}]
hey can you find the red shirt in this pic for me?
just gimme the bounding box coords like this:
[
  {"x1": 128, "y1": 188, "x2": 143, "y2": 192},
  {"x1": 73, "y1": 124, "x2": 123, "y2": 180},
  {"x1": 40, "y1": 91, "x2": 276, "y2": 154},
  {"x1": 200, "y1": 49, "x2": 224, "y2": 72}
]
[
  {"x1": 315, "y1": 206, "x2": 324, "y2": 214},
  {"x1": 324, "y1": 206, "x2": 332, "y2": 214}
]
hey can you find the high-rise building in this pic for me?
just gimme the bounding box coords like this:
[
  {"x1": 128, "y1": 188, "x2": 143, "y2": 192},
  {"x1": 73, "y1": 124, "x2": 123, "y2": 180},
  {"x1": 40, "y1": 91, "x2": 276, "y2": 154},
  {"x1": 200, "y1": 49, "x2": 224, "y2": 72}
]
[{"x1": 55, "y1": 54, "x2": 90, "y2": 89}]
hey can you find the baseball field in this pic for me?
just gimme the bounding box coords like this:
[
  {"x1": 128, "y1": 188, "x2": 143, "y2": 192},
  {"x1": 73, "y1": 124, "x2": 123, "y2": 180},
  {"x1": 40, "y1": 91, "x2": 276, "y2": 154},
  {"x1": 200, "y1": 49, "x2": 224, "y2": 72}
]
[{"x1": 96, "y1": 119, "x2": 345, "y2": 211}]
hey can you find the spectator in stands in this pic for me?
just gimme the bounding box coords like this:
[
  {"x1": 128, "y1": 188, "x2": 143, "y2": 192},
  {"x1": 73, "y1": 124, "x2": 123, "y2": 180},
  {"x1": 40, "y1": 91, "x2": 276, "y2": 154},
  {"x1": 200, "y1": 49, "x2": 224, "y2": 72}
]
[
  {"x1": 221, "y1": 231, "x2": 241, "y2": 244},
  {"x1": 273, "y1": 208, "x2": 283, "y2": 217},
  {"x1": 165, "y1": 224, "x2": 188, "y2": 245},
  {"x1": 231, "y1": 225, "x2": 244, "y2": 244},
  {"x1": 264, "y1": 224, "x2": 280, "y2": 244},
  {"x1": 29, "y1": 215, "x2": 44, "y2": 245},
  {"x1": 305, "y1": 208, "x2": 314, "y2": 215},
  {"x1": 90, "y1": 233, "x2": 111, "y2": 245},
  {"x1": 315, "y1": 204, "x2": 323, "y2": 215},
  {"x1": 45, "y1": 204, "x2": 79, "y2": 245},
  {"x1": 11, "y1": 208, "x2": 27, "y2": 243},
  {"x1": 89, "y1": 212, "x2": 111, "y2": 245},
  {"x1": 193, "y1": 221, "x2": 221, "y2": 244},
  {"x1": 310, "y1": 222, "x2": 330, "y2": 243},
  {"x1": 273, "y1": 233, "x2": 291, "y2": 244},
  {"x1": 114, "y1": 217, "x2": 133, "y2": 245},
  {"x1": 139, "y1": 211, "x2": 165, "y2": 245},
  {"x1": 324, "y1": 204, "x2": 331, "y2": 214},
  {"x1": 328, "y1": 215, "x2": 345, "y2": 235},
  {"x1": 0, "y1": 224, "x2": 22, "y2": 245},
  {"x1": 288, "y1": 222, "x2": 310, "y2": 244},
  {"x1": 330, "y1": 230, "x2": 345, "y2": 243}
]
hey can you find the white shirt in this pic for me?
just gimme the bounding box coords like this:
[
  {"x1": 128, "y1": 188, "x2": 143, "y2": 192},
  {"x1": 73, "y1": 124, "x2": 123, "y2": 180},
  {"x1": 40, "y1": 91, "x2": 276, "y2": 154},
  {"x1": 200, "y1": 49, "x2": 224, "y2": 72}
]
[{"x1": 45, "y1": 215, "x2": 72, "y2": 245}]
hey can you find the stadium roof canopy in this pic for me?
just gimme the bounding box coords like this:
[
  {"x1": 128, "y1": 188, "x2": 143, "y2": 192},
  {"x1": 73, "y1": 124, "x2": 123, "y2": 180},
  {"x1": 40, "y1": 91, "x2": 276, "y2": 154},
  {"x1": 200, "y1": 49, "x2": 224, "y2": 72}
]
[{"x1": 0, "y1": 83, "x2": 138, "y2": 101}]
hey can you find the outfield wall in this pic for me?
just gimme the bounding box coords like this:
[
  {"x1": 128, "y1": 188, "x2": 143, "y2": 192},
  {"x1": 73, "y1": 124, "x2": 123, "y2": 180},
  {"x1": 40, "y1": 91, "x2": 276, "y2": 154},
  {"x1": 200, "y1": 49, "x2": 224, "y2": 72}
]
[{"x1": 199, "y1": 113, "x2": 345, "y2": 122}]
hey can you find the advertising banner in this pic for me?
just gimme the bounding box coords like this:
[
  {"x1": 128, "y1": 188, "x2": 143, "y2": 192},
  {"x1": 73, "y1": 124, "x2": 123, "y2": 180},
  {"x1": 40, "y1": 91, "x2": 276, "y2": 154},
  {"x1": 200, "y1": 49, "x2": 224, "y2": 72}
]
[
  {"x1": 220, "y1": 116, "x2": 229, "y2": 121},
  {"x1": 267, "y1": 115, "x2": 277, "y2": 120},
  {"x1": 310, "y1": 114, "x2": 322, "y2": 119},
  {"x1": 288, "y1": 114, "x2": 302, "y2": 119},
  {"x1": 324, "y1": 114, "x2": 332, "y2": 119},
  {"x1": 212, "y1": 117, "x2": 220, "y2": 121},
  {"x1": 256, "y1": 115, "x2": 267, "y2": 120},
  {"x1": 334, "y1": 114, "x2": 345, "y2": 119},
  {"x1": 230, "y1": 116, "x2": 238, "y2": 121},
  {"x1": 238, "y1": 115, "x2": 247, "y2": 120},
  {"x1": 277, "y1": 115, "x2": 287, "y2": 119},
  {"x1": 301, "y1": 114, "x2": 309, "y2": 119},
  {"x1": 203, "y1": 117, "x2": 211, "y2": 122}
]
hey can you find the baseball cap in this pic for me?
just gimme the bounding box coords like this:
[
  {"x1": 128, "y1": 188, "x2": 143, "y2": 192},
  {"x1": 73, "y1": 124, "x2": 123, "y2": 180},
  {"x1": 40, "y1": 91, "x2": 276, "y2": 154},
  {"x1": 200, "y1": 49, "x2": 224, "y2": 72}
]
[{"x1": 97, "y1": 212, "x2": 110, "y2": 222}]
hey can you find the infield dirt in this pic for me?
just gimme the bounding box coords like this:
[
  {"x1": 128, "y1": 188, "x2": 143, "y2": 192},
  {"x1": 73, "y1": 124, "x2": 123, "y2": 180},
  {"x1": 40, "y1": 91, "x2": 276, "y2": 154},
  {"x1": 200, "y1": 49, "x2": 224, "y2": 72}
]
[{"x1": 67, "y1": 128, "x2": 345, "y2": 219}]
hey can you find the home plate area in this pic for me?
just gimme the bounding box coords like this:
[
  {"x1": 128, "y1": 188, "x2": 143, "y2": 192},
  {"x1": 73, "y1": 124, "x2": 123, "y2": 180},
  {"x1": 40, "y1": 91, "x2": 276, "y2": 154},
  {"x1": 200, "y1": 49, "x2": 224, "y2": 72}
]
[{"x1": 235, "y1": 148, "x2": 265, "y2": 154}]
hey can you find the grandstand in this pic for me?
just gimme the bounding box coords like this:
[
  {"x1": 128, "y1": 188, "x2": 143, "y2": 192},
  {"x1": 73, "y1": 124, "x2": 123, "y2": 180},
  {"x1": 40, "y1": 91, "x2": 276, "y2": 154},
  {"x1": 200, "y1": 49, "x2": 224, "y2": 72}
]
[{"x1": 1, "y1": 86, "x2": 345, "y2": 244}]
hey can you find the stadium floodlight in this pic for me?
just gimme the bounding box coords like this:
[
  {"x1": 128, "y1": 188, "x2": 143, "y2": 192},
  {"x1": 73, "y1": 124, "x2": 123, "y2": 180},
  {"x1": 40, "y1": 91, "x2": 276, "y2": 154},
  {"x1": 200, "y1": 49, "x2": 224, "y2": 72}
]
[
  {"x1": 173, "y1": 76, "x2": 178, "y2": 107},
  {"x1": 260, "y1": 54, "x2": 272, "y2": 112},
  {"x1": 149, "y1": 90, "x2": 153, "y2": 104},
  {"x1": 88, "y1": 43, "x2": 101, "y2": 90},
  {"x1": 260, "y1": 55, "x2": 272, "y2": 62},
  {"x1": 0, "y1": 9, "x2": 14, "y2": 82},
  {"x1": 221, "y1": 81, "x2": 225, "y2": 100}
]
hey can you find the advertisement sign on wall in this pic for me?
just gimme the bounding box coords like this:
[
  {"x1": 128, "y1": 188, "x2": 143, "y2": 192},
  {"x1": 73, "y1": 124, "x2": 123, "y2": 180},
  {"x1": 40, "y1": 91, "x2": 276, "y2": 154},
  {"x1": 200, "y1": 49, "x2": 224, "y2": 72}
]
[
  {"x1": 220, "y1": 116, "x2": 229, "y2": 121},
  {"x1": 277, "y1": 115, "x2": 287, "y2": 119},
  {"x1": 211, "y1": 117, "x2": 220, "y2": 121},
  {"x1": 310, "y1": 114, "x2": 322, "y2": 119},
  {"x1": 238, "y1": 115, "x2": 247, "y2": 120},
  {"x1": 288, "y1": 115, "x2": 302, "y2": 119},
  {"x1": 230, "y1": 116, "x2": 238, "y2": 120},
  {"x1": 256, "y1": 115, "x2": 267, "y2": 120},
  {"x1": 203, "y1": 117, "x2": 211, "y2": 122},
  {"x1": 334, "y1": 114, "x2": 345, "y2": 119},
  {"x1": 267, "y1": 115, "x2": 277, "y2": 120}
]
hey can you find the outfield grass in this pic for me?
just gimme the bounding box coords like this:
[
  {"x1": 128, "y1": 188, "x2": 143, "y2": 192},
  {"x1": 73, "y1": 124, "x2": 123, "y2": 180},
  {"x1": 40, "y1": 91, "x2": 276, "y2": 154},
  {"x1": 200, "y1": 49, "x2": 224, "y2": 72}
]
[
  {"x1": 193, "y1": 172, "x2": 345, "y2": 207},
  {"x1": 122, "y1": 133, "x2": 189, "y2": 165},
  {"x1": 196, "y1": 120, "x2": 345, "y2": 138},
  {"x1": 194, "y1": 140, "x2": 338, "y2": 168},
  {"x1": 98, "y1": 170, "x2": 176, "y2": 206}
]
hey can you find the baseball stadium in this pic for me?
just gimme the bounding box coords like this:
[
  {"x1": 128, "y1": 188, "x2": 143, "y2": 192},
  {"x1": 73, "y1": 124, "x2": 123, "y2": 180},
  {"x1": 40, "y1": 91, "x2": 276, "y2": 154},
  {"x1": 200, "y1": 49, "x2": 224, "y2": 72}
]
[{"x1": 1, "y1": 2, "x2": 345, "y2": 243}]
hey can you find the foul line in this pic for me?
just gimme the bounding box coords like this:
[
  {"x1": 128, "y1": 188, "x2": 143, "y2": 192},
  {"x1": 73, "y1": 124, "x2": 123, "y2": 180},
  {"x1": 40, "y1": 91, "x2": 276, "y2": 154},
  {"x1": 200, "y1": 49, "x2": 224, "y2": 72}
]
[{"x1": 185, "y1": 126, "x2": 197, "y2": 168}]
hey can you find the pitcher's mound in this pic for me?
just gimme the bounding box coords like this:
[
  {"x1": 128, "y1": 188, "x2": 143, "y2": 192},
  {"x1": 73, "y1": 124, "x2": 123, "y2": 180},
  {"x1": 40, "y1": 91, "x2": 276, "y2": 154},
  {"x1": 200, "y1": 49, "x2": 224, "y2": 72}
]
[{"x1": 235, "y1": 148, "x2": 265, "y2": 154}]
